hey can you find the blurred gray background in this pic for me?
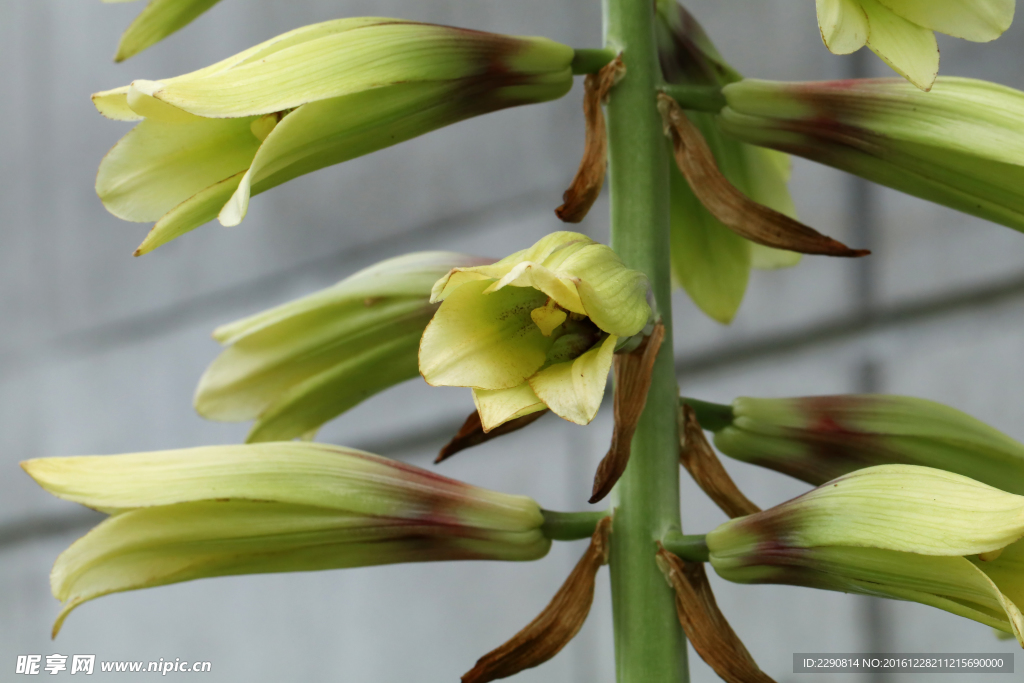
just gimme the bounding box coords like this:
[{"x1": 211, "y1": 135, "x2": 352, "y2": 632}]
[{"x1": 3, "y1": 0, "x2": 1024, "y2": 680}]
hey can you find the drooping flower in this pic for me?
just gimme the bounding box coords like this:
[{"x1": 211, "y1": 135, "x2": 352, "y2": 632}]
[
  {"x1": 815, "y1": 0, "x2": 1015, "y2": 90},
  {"x1": 418, "y1": 232, "x2": 652, "y2": 432},
  {"x1": 656, "y1": 1, "x2": 801, "y2": 324},
  {"x1": 22, "y1": 442, "x2": 550, "y2": 635},
  {"x1": 93, "y1": 18, "x2": 575, "y2": 254},
  {"x1": 195, "y1": 251, "x2": 490, "y2": 442},
  {"x1": 688, "y1": 393, "x2": 1024, "y2": 494},
  {"x1": 105, "y1": 0, "x2": 223, "y2": 62},
  {"x1": 707, "y1": 464, "x2": 1024, "y2": 644},
  {"x1": 719, "y1": 77, "x2": 1024, "y2": 234}
]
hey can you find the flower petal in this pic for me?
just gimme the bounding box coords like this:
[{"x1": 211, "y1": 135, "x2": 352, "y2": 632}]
[
  {"x1": 484, "y1": 261, "x2": 586, "y2": 316},
  {"x1": 217, "y1": 83, "x2": 474, "y2": 227},
  {"x1": 134, "y1": 171, "x2": 245, "y2": 256},
  {"x1": 769, "y1": 465, "x2": 1024, "y2": 556},
  {"x1": 419, "y1": 280, "x2": 552, "y2": 390},
  {"x1": 554, "y1": 244, "x2": 651, "y2": 337},
  {"x1": 50, "y1": 500, "x2": 550, "y2": 636},
  {"x1": 246, "y1": 329, "x2": 425, "y2": 442},
  {"x1": 21, "y1": 443, "x2": 545, "y2": 529},
  {"x1": 431, "y1": 231, "x2": 595, "y2": 302},
  {"x1": 529, "y1": 335, "x2": 617, "y2": 425},
  {"x1": 474, "y1": 384, "x2": 548, "y2": 432},
  {"x1": 149, "y1": 22, "x2": 520, "y2": 118},
  {"x1": 97, "y1": 117, "x2": 258, "y2": 223},
  {"x1": 197, "y1": 298, "x2": 429, "y2": 423},
  {"x1": 816, "y1": 0, "x2": 870, "y2": 54},
  {"x1": 91, "y1": 86, "x2": 141, "y2": 121},
  {"x1": 862, "y1": 0, "x2": 939, "y2": 90},
  {"x1": 876, "y1": 0, "x2": 1014, "y2": 42}
]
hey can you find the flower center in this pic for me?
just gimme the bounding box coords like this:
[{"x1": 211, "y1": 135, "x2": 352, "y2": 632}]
[{"x1": 530, "y1": 298, "x2": 568, "y2": 336}]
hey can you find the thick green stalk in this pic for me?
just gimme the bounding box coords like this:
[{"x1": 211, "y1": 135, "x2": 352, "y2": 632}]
[{"x1": 604, "y1": 0, "x2": 688, "y2": 680}]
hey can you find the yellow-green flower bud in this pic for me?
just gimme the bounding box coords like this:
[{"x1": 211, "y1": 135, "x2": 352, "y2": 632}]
[
  {"x1": 719, "y1": 77, "x2": 1024, "y2": 234},
  {"x1": 195, "y1": 251, "x2": 490, "y2": 443},
  {"x1": 107, "y1": 0, "x2": 222, "y2": 62},
  {"x1": 815, "y1": 0, "x2": 1014, "y2": 90},
  {"x1": 656, "y1": 2, "x2": 801, "y2": 324},
  {"x1": 707, "y1": 464, "x2": 1024, "y2": 644},
  {"x1": 22, "y1": 442, "x2": 550, "y2": 636},
  {"x1": 93, "y1": 18, "x2": 575, "y2": 254},
  {"x1": 419, "y1": 231, "x2": 652, "y2": 431},
  {"x1": 691, "y1": 394, "x2": 1024, "y2": 494}
]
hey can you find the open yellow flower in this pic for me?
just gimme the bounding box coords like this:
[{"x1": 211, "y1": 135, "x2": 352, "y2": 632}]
[
  {"x1": 708, "y1": 465, "x2": 1024, "y2": 643},
  {"x1": 418, "y1": 232, "x2": 652, "y2": 431},
  {"x1": 93, "y1": 18, "x2": 575, "y2": 254},
  {"x1": 816, "y1": 0, "x2": 1015, "y2": 90}
]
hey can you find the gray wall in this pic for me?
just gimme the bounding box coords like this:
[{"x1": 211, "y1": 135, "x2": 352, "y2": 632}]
[{"x1": 2, "y1": 0, "x2": 1024, "y2": 680}]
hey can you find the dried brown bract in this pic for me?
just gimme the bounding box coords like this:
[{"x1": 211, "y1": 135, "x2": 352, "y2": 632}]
[
  {"x1": 590, "y1": 322, "x2": 666, "y2": 504},
  {"x1": 657, "y1": 93, "x2": 868, "y2": 258},
  {"x1": 556, "y1": 55, "x2": 626, "y2": 223},
  {"x1": 462, "y1": 516, "x2": 613, "y2": 683},
  {"x1": 436, "y1": 410, "x2": 548, "y2": 464},
  {"x1": 679, "y1": 403, "x2": 760, "y2": 518},
  {"x1": 656, "y1": 547, "x2": 776, "y2": 683}
]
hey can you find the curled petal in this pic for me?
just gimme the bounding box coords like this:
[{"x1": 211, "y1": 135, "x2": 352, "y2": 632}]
[{"x1": 530, "y1": 334, "x2": 618, "y2": 426}]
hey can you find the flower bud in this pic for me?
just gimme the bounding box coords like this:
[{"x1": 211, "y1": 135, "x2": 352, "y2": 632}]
[
  {"x1": 656, "y1": 2, "x2": 801, "y2": 324},
  {"x1": 693, "y1": 394, "x2": 1024, "y2": 494},
  {"x1": 707, "y1": 464, "x2": 1024, "y2": 644},
  {"x1": 93, "y1": 18, "x2": 575, "y2": 254},
  {"x1": 719, "y1": 77, "x2": 1024, "y2": 234},
  {"x1": 815, "y1": 0, "x2": 1013, "y2": 90},
  {"x1": 22, "y1": 442, "x2": 550, "y2": 635},
  {"x1": 419, "y1": 231, "x2": 652, "y2": 431},
  {"x1": 195, "y1": 251, "x2": 490, "y2": 442}
]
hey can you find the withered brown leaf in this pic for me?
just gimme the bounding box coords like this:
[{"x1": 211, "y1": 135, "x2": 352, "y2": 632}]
[
  {"x1": 590, "y1": 322, "x2": 666, "y2": 504},
  {"x1": 462, "y1": 517, "x2": 613, "y2": 683},
  {"x1": 657, "y1": 93, "x2": 868, "y2": 258},
  {"x1": 556, "y1": 56, "x2": 626, "y2": 223},
  {"x1": 656, "y1": 547, "x2": 777, "y2": 683},
  {"x1": 679, "y1": 403, "x2": 760, "y2": 518}
]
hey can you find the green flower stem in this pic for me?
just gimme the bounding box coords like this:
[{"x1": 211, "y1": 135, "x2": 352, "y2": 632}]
[
  {"x1": 680, "y1": 397, "x2": 735, "y2": 432},
  {"x1": 661, "y1": 530, "x2": 711, "y2": 563},
  {"x1": 571, "y1": 48, "x2": 618, "y2": 74},
  {"x1": 541, "y1": 509, "x2": 609, "y2": 540},
  {"x1": 604, "y1": 0, "x2": 688, "y2": 679},
  {"x1": 661, "y1": 84, "x2": 728, "y2": 113}
]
